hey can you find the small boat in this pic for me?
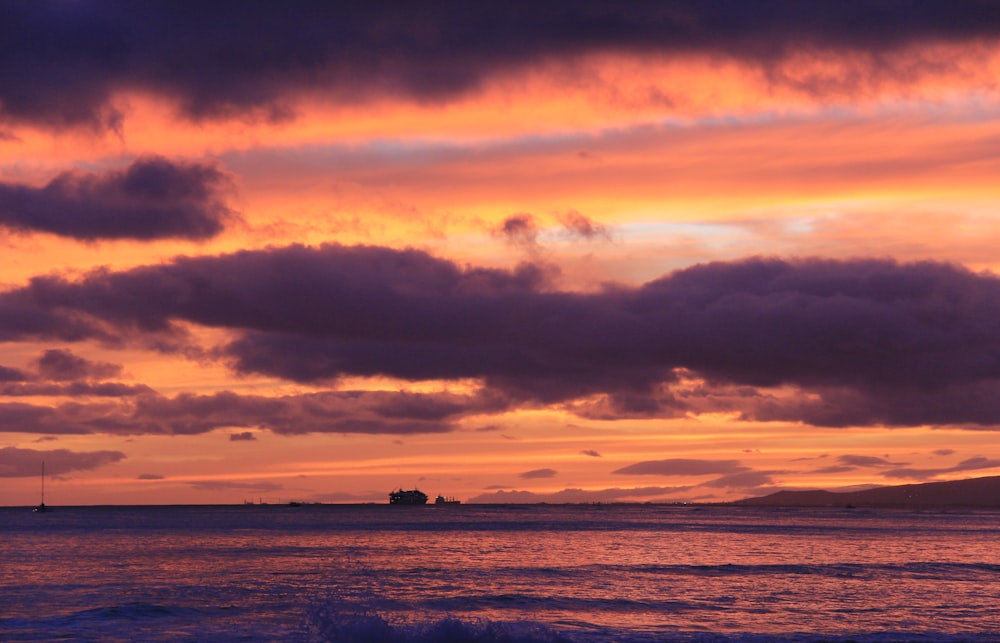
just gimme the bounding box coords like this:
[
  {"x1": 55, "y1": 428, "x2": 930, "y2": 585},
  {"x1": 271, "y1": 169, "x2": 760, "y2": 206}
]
[
  {"x1": 435, "y1": 495, "x2": 461, "y2": 505},
  {"x1": 33, "y1": 462, "x2": 49, "y2": 513},
  {"x1": 389, "y1": 488, "x2": 428, "y2": 505}
]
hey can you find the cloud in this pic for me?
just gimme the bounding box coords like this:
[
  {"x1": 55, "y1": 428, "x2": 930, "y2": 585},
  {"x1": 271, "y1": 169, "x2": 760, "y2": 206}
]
[
  {"x1": 467, "y1": 485, "x2": 692, "y2": 504},
  {"x1": 0, "y1": 157, "x2": 237, "y2": 241},
  {"x1": 613, "y1": 458, "x2": 748, "y2": 476},
  {"x1": 0, "y1": 365, "x2": 29, "y2": 382},
  {"x1": 836, "y1": 455, "x2": 905, "y2": 468},
  {"x1": 580, "y1": 449, "x2": 602, "y2": 457},
  {"x1": 519, "y1": 468, "x2": 557, "y2": 479},
  {"x1": 0, "y1": 389, "x2": 495, "y2": 436},
  {"x1": 3, "y1": 3, "x2": 1000, "y2": 131},
  {"x1": 558, "y1": 211, "x2": 611, "y2": 241},
  {"x1": 0, "y1": 382, "x2": 153, "y2": 397},
  {"x1": 700, "y1": 470, "x2": 779, "y2": 489},
  {"x1": 0, "y1": 349, "x2": 148, "y2": 397},
  {"x1": 229, "y1": 431, "x2": 256, "y2": 441},
  {"x1": 813, "y1": 465, "x2": 857, "y2": 475},
  {"x1": 137, "y1": 473, "x2": 165, "y2": 480},
  {"x1": 34, "y1": 349, "x2": 122, "y2": 381},
  {"x1": 9, "y1": 248, "x2": 1000, "y2": 428},
  {"x1": 883, "y1": 455, "x2": 1000, "y2": 481},
  {"x1": 0, "y1": 446, "x2": 125, "y2": 477},
  {"x1": 494, "y1": 213, "x2": 540, "y2": 249}
]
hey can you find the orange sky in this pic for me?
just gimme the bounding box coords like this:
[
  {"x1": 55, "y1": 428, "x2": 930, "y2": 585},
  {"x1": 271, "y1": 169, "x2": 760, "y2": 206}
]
[{"x1": 3, "y1": 4, "x2": 1000, "y2": 505}]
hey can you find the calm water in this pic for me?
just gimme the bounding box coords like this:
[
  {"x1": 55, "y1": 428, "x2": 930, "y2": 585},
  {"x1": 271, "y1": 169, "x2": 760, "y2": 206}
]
[{"x1": 1, "y1": 504, "x2": 999, "y2": 642}]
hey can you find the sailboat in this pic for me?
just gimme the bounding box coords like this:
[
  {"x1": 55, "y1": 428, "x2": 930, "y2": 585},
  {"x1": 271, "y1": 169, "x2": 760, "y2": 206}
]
[{"x1": 33, "y1": 462, "x2": 48, "y2": 513}]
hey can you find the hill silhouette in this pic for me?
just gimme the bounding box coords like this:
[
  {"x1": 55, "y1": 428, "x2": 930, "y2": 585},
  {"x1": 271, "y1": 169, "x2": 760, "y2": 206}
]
[{"x1": 734, "y1": 475, "x2": 1000, "y2": 508}]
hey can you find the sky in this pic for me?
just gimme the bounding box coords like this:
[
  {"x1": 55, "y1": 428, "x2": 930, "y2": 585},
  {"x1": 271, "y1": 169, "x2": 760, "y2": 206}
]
[{"x1": 4, "y1": 1, "x2": 1000, "y2": 505}]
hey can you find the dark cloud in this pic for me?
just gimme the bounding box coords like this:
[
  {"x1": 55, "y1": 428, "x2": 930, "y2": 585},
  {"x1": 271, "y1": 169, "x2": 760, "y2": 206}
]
[
  {"x1": 0, "y1": 382, "x2": 153, "y2": 397},
  {"x1": 613, "y1": 458, "x2": 748, "y2": 476},
  {"x1": 0, "y1": 446, "x2": 125, "y2": 477},
  {"x1": 0, "y1": 349, "x2": 148, "y2": 397},
  {"x1": 0, "y1": 365, "x2": 29, "y2": 382},
  {"x1": 519, "y1": 468, "x2": 557, "y2": 479},
  {"x1": 35, "y1": 349, "x2": 122, "y2": 381},
  {"x1": 7, "y1": 248, "x2": 1000, "y2": 428},
  {"x1": 0, "y1": 157, "x2": 236, "y2": 240},
  {"x1": 0, "y1": 389, "x2": 494, "y2": 436},
  {"x1": 580, "y1": 449, "x2": 602, "y2": 457},
  {"x1": 229, "y1": 431, "x2": 256, "y2": 442},
  {"x1": 701, "y1": 470, "x2": 778, "y2": 490},
  {"x1": 137, "y1": 473, "x2": 164, "y2": 480},
  {"x1": 3, "y1": 2, "x2": 1000, "y2": 131}
]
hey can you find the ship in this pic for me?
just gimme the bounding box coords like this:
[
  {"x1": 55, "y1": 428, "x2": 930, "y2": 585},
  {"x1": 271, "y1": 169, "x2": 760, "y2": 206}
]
[
  {"x1": 435, "y1": 495, "x2": 461, "y2": 505},
  {"x1": 33, "y1": 462, "x2": 49, "y2": 513},
  {"x1": 389, "y1": 488, "x2": 428, "y2": 505}
]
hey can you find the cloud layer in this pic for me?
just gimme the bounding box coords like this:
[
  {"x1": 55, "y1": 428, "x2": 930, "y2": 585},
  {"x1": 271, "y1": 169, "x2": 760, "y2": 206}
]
[
  {"x1": 3, "y1": 2, "x2": 1000, "y2": 130},
  {"x1": 0, "y1": 446, "x2": 125, "y2": 477},
  {"x1": 4, "y1": 245, "x2": 1000, "y2": 434}
]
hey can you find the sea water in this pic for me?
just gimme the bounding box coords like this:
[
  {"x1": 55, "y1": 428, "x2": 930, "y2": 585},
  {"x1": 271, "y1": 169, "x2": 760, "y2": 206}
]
[{"x1": 1, "y1": 504, "x2": 999, "y2": 642}]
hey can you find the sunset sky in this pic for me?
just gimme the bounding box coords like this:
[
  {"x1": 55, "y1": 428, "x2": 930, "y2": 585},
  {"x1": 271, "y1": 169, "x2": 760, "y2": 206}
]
[{"x1": 4, "y1": 1, "x2": 1000, "y2": 505}]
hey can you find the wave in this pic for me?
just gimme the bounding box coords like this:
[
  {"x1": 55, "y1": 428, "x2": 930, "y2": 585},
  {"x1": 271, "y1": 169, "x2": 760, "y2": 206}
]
[
  {"x1": 582, "y1": 561, "x2": 1000, "y2": 581},
  {"x1": 300, "y1": 609, "x2": 1000, "y2": 643},
  {"x1": 6, "y1": 600, "x2": 1000, "y2": 642}
]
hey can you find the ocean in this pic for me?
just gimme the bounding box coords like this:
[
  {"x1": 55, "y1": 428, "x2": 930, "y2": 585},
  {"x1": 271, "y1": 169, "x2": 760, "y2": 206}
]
[{"x1": 2, "y1": 503, "x2": 999, "y2": 642}]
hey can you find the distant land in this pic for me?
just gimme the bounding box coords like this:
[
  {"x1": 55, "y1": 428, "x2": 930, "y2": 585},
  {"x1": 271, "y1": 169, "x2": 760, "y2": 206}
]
[{"x1": 734, "y1": 475, "x2": 1000, "y2": 508}]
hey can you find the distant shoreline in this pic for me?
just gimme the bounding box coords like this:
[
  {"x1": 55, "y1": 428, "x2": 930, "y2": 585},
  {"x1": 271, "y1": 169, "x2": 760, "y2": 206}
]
[
  {"x1": 7, "y1": 474, "x2": 1000, "y2": 509},
  {"x1": 732, "y1": 474, "x2": 1000, "y2": 508}
]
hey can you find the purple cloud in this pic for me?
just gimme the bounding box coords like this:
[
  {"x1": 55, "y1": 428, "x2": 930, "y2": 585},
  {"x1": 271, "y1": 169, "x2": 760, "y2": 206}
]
[
  {"x1": 229, "y1": 431, "x2": 256, "y2": 442},
  {"x1": 613, "y1": 459, "x2": 748, "y2": 476},
  {"x1": 34, "y1": 349, "x2": 122, "y2": 381},
  {"x1": 813, "y1": 465, "x2": 857, "y2": 475},
  {"x1": 837, "y1": 455, "x2": 906, "y2": 468},
  {"x1": 0, "y1": 157, "x2": 236, "y2": 240},
  {"x1": 6, "y1": 248, "x2": 1000, "y2": 429},
  {"x1": 4, "y1": 3, "x2": 1000, "y2": 131},
  {"x1": 0, "y1": 389, "x2": 496, "y2": 437},
  {"x1": 519, "y1": 468, "x2": 558, "y2": 479},
  {"x1": 0, "y1": 382, "x2": 152, "y2": 397},
  {"x1": 883, "y1": 455, "x2": 1000, "y2": 481},
  {"x1": 701, "y1": 470, "x2": 779, "y2": 490},
  {"x1": 0, "y1": 446, "x2": 125, "y2": 477},
  {"x1": 0, "y1": 365, "x2": 29, "y2": 382}
]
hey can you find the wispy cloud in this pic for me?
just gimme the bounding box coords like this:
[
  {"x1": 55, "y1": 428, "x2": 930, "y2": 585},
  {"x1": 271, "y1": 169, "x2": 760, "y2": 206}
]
[
  {"x1": 883, "y1": 456, "x2": 1000, "y2": 481},
  {"x1": 613, "y1": 459, "x2": 748, "y2": 476},
  {"x1": 0, "y1": 446, "x2": 125, "y2": 477},
  {"x1": 519, "y1": 468, "x2": 558, "y2": 479}
]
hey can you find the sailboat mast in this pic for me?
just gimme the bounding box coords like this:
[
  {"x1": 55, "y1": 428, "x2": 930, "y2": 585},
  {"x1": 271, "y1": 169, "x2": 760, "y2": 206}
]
[{"x1": 41, "y1": 461, "x2": 45, "y2": 505}]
